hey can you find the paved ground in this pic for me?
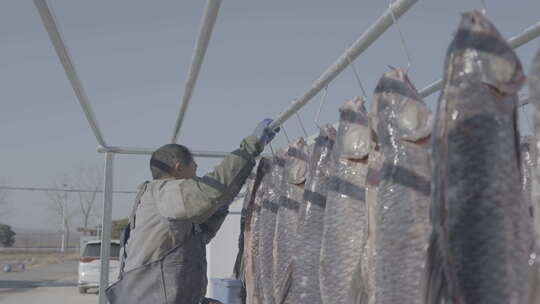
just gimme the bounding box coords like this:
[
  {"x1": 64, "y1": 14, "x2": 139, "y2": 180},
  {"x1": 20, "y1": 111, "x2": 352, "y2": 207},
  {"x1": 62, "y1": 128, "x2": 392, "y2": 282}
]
[{"x1": 0, "y1": 261, "x2": 98, "y2": 304}]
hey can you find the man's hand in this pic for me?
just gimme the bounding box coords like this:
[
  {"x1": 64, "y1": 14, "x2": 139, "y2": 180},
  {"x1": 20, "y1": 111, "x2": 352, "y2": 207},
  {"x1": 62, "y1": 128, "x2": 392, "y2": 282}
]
[{"x1": 252, "y1": 118, "x2": 280, "y2": 146}]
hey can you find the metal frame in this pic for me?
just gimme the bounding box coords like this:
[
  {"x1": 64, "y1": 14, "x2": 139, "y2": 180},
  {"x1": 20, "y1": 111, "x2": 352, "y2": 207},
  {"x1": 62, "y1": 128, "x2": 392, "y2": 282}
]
[
  {"x1": 171, "y1": 0, "x2": 223, "y2": 143},
  {"x1": 98, "y1": 153, "x2": 114, "y2": 304},
  {"x1": 268, "y1": 0, "x2": 419, "y2": 131},
  {"x1": 31, "y1": 0, "x2": 540, "y2": 302},
  {"x1": 33, "y1": 0, "x2": 108, "y2": 148},
  {"x1": 33, "y1": 1, "x2": 226, "y2": 303},
  {"x1": 97, "y1": 145, "x2": 230, "y2": 158}
]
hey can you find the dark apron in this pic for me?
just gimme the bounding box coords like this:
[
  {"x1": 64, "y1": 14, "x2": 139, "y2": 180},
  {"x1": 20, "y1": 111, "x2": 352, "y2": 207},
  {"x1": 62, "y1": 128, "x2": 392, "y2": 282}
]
[{"x1": 106, "y1": 182, "x2": 208, "y2": 304}]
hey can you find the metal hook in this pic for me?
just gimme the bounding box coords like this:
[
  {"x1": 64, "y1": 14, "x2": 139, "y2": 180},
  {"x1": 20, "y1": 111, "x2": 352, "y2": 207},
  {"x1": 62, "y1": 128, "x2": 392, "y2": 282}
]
[
  {"x1": 268, "y1": 142, "x2": 276, "y2": 157},
  {"x1": 346, "y1": 53, "x2": 369, "y2": 100},
  {"x1": 389, "y1": 0, "x2": 412, "y2": 71},
  {"x1": 314, "y1": 86, "x2": 328, "y2": 129},
  {"x1": 281, "y1": 124, "x2": 291, "y2": 145},
  {"x1": 295, "y1": 111, "x2": 309, "y2": 138}
]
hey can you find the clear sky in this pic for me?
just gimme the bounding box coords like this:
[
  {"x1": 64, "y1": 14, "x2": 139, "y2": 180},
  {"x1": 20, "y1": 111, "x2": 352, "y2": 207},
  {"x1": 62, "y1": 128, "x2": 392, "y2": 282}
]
[{"x1": 1, "y1": 1, "x2": 539, "y2": 231}]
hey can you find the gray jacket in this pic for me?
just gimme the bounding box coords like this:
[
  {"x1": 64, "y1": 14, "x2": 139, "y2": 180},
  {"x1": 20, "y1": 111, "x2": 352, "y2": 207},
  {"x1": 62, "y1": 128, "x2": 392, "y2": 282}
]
[{"x1": 117, "y1": 136, "x2": 261, "y2": 304}]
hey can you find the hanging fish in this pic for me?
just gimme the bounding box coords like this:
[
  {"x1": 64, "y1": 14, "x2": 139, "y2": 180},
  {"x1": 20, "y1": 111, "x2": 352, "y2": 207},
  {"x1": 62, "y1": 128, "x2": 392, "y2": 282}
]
[
  {"x1": 259, "y1": 154, "x2": 286, "y2": 304},
  {"x1": 290, "y1": 125, "x2": 336, "y2": 304},
  {"x1": 245, "y1": 158, "x2": 272, "y2": 304},
  {"x1": 273, "y1": 138, "x2": 309, "y2": 304},
  {"x1": 528, "y1": 48, "x2": 540, "y2": 304},
  {"x1": 363, "y1": 99, "x2": 385, "y2": 304},
  {"x1": 373, "y1": 67, "x2": 432, "y2": 304},
  {"x1": 319, "y1": 97, "x2": 370, "y2": 304},
  {"x1": 233, "y1": 169, "x2": 256, "y2": 304},
  {"x1": 426, "y1": 11, "x2": 533, "y2": 304}
]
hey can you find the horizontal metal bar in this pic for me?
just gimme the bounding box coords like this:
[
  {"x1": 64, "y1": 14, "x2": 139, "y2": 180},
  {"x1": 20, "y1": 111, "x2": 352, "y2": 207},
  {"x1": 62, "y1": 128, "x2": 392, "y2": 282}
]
[
  {"x1": 419, "y1": 20, "x2": 540, "y2": 99},
  {"x1": 0, "y1": 185, "x2": 136, "y2": 194},
  {"x1": 268, "y1": 0, "x2": 418, "y2": 131},
  {"x1": 33, "y1": 0, "x2": 108, "y2": 148},
  {"x1": 171, "y1": 0, "x2": 223, "y2": 143},
  {"x1": 97, "y1": 145, "x2": 230, "y2": 158}
]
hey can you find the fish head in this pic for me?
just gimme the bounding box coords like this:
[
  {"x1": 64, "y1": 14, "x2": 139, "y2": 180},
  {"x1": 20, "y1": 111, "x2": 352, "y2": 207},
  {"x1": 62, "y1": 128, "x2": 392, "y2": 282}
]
[
  {"x1": 450, "y1": 10, "x2": 525, "y2": 95},
  {"x1": 285, "y1": 137, "x2": 309, "y2": 185},
  {"x1": 336, "y1": 96, "x2": 371, "y2": 160},
  {"x1": 374, "y1": 68, "x2": 433, "y2": 146},
  {"x1": 311, "y1": 124, "x2": 337, "y2": 177}
]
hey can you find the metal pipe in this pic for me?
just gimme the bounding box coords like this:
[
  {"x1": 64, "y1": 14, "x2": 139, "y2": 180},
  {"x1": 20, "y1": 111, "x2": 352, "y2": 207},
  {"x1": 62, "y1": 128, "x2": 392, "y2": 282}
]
[
  {"x1": 0, "y1": 185, "x2": 135, "y2": 194},
  {"x1": 171, "y1": 0, "x2": 223, "y2": 143},
  {"x1": 33, "y1": 0, "x2": 108, "y2": 148},
  {"x1": 97, "y1": 145, "x2": 230, "y2": 158},
  {"x1": 98, "y1": 152, "x2": 114, "y2": 304},
  {"x1": 267, "y1": 0, "x2": 418, "y2": 131},
  {"x1": 419, "y1": 21, "x2": 540, "y2": 98}
]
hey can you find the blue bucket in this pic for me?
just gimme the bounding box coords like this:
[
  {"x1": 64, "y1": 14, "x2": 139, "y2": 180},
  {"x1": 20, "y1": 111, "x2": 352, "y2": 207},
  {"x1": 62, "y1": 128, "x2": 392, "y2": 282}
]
[{"x1": 210, "y1": 278, "x2": 242, "y2": 304}]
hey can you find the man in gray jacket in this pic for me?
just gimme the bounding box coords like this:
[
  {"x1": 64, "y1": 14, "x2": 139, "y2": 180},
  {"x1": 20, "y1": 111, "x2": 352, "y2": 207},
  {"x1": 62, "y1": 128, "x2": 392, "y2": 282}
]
[{"x1": 106, "y1": 119, "x2": 279, "y2": 304}]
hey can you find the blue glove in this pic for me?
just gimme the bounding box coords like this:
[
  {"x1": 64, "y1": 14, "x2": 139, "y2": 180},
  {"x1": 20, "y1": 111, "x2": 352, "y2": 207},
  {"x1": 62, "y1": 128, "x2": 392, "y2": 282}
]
[{"x1": 252, "y1": 118, "x2": 280, "y2": 146}]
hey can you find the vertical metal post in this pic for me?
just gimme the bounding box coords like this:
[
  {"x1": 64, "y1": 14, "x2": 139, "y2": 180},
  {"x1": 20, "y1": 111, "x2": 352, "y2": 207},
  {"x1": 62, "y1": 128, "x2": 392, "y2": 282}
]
[
  {"x1": 206, "y1": 245, "x2": 213, "y2": 297},
  {"x1": 98, "y1": 152, "x2": 114, "y2": 304}
]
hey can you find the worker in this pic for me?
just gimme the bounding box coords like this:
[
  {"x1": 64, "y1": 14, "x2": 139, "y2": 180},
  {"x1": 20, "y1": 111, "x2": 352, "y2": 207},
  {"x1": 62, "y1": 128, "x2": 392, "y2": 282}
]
[{"x1": 106, "y1": 119, "x2": 279, "y2": 304}]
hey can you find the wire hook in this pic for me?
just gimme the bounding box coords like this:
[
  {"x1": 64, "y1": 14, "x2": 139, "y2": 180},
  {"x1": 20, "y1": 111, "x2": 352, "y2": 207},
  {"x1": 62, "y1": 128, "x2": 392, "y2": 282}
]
[
  {"x1": 268, "y1": 142, "x2": 276, "y2": 157},
  {"x1": 314, "y1": 86, "x2": 328, "y2": 129},
  {"x1": 346, "y1": 53, "x2": 369, "y2": 100},
  {"x1": 295, "y1": 111, "x2": 309, "y2": 138},
  {"x1": 389, "y1": 0, "x2": 412, "y2": 71},
  {"x1": 281, "y1": 123, "x2": 291, "y2": 145}
]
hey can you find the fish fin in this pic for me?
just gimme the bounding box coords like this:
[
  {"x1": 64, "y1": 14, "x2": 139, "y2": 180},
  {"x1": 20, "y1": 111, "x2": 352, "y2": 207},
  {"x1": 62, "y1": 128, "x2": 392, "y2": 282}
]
[
  {"x1": 422, "y1": 232, "x2": 448, "y2": 304},
  {"x1": 275, "y1": 262, "x2": 294, "y2": 304}
]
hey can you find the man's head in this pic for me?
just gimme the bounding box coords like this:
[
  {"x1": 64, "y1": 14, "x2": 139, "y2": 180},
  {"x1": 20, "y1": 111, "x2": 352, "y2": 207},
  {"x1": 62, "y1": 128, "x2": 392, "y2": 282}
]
[{"x1": 150, "y1": 144, "x2": 198, "y2": 180}]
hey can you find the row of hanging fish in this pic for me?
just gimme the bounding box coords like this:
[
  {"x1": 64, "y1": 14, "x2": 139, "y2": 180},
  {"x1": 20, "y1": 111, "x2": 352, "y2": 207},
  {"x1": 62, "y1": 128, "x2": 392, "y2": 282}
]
[{"x1": 234, "y1": 10, "x2": 540, "y2": 304}]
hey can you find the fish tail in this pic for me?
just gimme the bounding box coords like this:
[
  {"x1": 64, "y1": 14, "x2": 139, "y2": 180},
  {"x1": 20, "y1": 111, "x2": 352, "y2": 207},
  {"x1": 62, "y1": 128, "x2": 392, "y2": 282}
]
[
  {"x1": 422, "y1": 232, "x2": 447, "y2": 304},
  {"x1": 350, "y1": 260, "x2": 367, "y2": 304},
  {"x1": 275, "y1": 262, "x2": 294, "y2": 304}
]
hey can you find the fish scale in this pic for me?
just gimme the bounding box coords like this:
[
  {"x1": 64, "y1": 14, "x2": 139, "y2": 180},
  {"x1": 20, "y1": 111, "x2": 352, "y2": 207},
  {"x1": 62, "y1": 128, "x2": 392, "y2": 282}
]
[
  {"x1": 320, "y1": 97, "x2": 370, "y2": 304},
  {"x1": 289, "y1": 125, "x2": 336, "y2": 304},
  {"x1": 427, "y1": 11, "x2": 533, "y2": 304},
  {"x1": 273, "y1": 138, "x2": 308, "y2": 304},
  {"x1": 373, "y1": 68, "x2": 432, "y2": 304},
  {"x1": 364, "y1": 145, "x2": 384, "y2": 304},
  {"x1": 259, "y1": 155, "x2": 285, "y2": 304},
  {"x1": 245, "y1": 159, "x2": 272, "y2": 304},
  {"x1": 527, "y1": 47, "x2": 540, "y2": 304}
]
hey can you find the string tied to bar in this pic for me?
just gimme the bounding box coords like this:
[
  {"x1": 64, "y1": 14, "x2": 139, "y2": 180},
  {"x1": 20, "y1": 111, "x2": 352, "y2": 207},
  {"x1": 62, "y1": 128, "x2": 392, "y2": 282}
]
[
  {"x1": 268, "y1": 142, "x2": 276, "y2": 158},
  {"x1": 314, "y1": 86, "x2": 329, "y2": 129},
  {"x1": 389, "y1": 0, "x2": 413, "y2": 71},
  {"x1": 345, "y1": 53, "x2": 369, "y2": 101},
  {"x1": 281, "y1": 122, "x2": 291, "y2": 145},
  {"x1": 295, "y1": 111, "x2": 309, "y2": 138}
]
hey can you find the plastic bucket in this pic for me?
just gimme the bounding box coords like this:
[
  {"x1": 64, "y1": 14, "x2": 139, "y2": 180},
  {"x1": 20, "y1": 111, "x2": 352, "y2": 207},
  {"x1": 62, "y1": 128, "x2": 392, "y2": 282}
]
[{"x1": 210, "y1": 278, "x2": 242, "y2": 304}]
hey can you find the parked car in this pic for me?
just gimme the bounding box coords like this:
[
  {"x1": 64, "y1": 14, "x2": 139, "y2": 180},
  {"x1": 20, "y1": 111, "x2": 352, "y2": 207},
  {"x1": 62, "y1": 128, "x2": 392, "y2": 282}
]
[{"x1": 78, "y1": 240, "x2": 121, "y2": 294}]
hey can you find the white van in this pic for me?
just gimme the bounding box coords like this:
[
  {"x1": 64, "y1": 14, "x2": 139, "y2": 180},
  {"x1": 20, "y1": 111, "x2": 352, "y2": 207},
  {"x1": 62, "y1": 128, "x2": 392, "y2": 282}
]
[{"x1": 78, "y1": 240, "x2": 121, "y2": 294}]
